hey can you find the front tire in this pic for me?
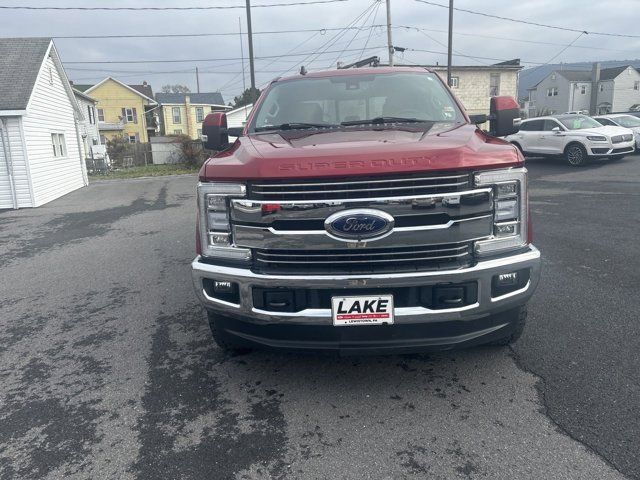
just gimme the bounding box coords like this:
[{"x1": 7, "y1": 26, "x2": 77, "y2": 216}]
[
  {"x1": 565, "y1": 143, "x2": 588, "y2": 166},
  {"x1": 487, "y1": 306, "x2": 528, "y2": 346},
  {"x1": 206, "y1": 311, "x2": 252, "y2": 354}
]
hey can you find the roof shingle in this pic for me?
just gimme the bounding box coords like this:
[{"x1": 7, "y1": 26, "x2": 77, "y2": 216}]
[
  {"x1": 155, "y1": 92, "x2": 225, "y2": 105},
  {"x1": 0, "y1": 37, "x2": 52, "y2": 111}
]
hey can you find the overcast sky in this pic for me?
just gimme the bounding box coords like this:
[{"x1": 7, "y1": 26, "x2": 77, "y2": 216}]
[{"x1": 1, "y1": 0, "x2": 639, "y2": 103}]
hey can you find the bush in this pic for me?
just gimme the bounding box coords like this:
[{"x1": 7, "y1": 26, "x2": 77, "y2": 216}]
[{"x1": 171, "y1": 134, "x2": 206, "y2": 167}]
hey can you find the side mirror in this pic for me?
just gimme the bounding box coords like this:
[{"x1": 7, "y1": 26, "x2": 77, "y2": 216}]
[
  {"x1": 469, "y1": 114, "x2": 488, "y2": 125},
  {"x1": 489, "y1": 96, "x2": 521, "y2": 137},
  {"x1": 202, "y1": 112, "x2": 229, "y2": 151},
  {"x1": 552, "y1": 126, "x2": 561, "y2": 133}
]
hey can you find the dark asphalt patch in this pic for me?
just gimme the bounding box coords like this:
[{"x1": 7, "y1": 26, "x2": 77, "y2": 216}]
[
  {"x1": 0, "y1": 184, "x2": 177, "y2": 266},
  {"x1": 134, "y1": 307, "x2": 288, "y2": 480}
]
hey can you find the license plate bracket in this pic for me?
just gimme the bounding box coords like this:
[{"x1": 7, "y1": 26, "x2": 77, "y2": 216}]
[{"x1": 331, "y1": 295, "x2": 394, "y2": 326}]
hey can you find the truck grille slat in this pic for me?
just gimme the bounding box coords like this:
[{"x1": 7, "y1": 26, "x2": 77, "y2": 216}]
[
  {"x1": 253, "y1": 242, "x2": 473, "y2": 274},
  {"x1": 248, "y1": 172, "x2": 471, "y2": 200}
]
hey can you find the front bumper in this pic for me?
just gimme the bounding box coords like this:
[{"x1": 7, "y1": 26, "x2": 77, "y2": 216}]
[
  {"x1": 192, "y1": 245, "x2": 540, "y2": 327},
  {"x1": 587, "y1": 140, "x2": 635, "y2": 156}
]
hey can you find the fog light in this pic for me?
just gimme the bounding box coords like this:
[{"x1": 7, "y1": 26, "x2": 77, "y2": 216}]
[
  {"x1": 495, "y1": 223, "x2": 517, "y2": 237},
  {"x1": 213, "y1": 281, "x2": 233, "y2": 293},
  {"x1": 497, "y1": 272, "x2": 518, "y2": 286}
]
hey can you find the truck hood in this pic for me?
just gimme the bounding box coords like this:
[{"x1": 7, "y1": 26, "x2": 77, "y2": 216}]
[{"x1": 200, "y1": 124, "x2": 522, "y2": 181}]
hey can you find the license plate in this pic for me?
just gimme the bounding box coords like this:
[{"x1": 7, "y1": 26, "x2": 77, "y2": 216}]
[{"x1": 331, "y1": 295, "x2": 394, "y2": 326}]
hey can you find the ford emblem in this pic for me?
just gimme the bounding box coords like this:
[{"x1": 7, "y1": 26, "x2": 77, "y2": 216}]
[{"x1": 325, "y1": 209, "x2": 394, "y2": 241}]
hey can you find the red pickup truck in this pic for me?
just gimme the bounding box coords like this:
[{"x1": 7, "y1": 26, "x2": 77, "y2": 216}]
[{"x1": 192, "y1": 67, "x2": 540, "y2": 354}]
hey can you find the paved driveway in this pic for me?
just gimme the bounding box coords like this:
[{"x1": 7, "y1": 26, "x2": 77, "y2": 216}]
[{"x1": 0, "y1": 159, "x2": 637, "y2": 479}]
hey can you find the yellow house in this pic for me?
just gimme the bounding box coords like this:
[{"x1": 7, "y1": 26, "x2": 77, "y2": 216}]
[
  {"x1": 156, "y1": 93, "x2": 228, "y2": 140},
  {"x1": 78, "y1": 77, "x2": 158, "y2": 144}
]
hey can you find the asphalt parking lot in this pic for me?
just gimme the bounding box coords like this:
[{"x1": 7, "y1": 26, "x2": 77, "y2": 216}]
[{"x1": 0, "y1": 155, "x2": 638, "y2": 479}]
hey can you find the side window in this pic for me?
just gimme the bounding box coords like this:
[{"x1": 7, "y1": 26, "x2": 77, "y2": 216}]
[
  {"x1": 521, "y1": 120, "x2": 544, "y2": 131},
  {"x1": 543, "y1": 120, "x2": 561, "y2": 131},
  {"x1": 597, "y1": 118, "x2": 614, "y2": 126}
]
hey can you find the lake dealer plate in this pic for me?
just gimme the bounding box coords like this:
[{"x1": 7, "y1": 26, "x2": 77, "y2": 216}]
[{"x1": 331, "y1": 295, "x2": 394, "y2": 326}]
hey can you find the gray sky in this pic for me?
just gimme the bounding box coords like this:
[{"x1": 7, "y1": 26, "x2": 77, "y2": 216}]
[{"x1": 1, "y1": 0, "x2": 639, "y2": 103}]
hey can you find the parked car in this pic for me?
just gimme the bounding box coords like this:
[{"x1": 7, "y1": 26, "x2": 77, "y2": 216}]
[
  {"x1": 505, "y1": 114, "x2": 635, "y2": 166},
  {"x1": 611, "y1": 111, "x2": 640, "y2": 119},
  {"x1": 593, "y1": 114, "x2": 640, "y2": 149},
  {"x1": 193, "y1": 67, "x2": 541, "y2": 354}
]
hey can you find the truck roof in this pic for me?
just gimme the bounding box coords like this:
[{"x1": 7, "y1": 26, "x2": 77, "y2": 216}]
[{"x1": 276, "y1": 66, "x2": 430, "y2": 83}]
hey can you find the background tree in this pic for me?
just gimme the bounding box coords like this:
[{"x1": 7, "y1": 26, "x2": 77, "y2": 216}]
[
  {"x1": 161, "y1": 84, "x2": 191, "y2": 94},
  {"x1": 232, "y1": 87, "x2": 261, "y2": 108}
]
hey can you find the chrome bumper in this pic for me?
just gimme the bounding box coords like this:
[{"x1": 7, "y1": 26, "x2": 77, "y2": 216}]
[{"x1": 192, "y1": 246, "x2": 540, "y2": 325}]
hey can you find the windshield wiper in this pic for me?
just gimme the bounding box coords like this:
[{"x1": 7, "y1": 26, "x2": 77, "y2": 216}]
[
  {"x1": 254, "y1": 122, "x2": 338, "y2": 132},
  {"x1": 341, "y1": 116, "x2": 432, "y2": 126}
]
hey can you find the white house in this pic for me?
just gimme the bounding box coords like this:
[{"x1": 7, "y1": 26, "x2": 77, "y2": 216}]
[
  {"x1": 526, "y1": 64, "x2": 640, "y2": 116},
  {"x1": 73, "y1": 88, "x2": 102, "y2": 163},
  {"x1": 226, "y1": 104, "x2": 253, "y2": 141},
  {"x1": 0, "y1": 37, "x2": 87, "y2": 209}
]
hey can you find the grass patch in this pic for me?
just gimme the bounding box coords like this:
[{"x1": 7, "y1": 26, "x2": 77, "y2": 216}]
[{"x1": 89, "y1": 163, "x2": 199, "y2": 180}]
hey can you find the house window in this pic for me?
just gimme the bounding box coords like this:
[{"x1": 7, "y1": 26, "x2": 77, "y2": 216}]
[
  {"x1": 489, "y1": 73, "x2": 500, "y2": 96},
  {"x1": 547, "y1": 87, "x2": 558, "y2": 97},
  {"x1": 635, "y1": 81, "x2": 640, "y2": 91},
  {"x1": 97, "y1": 108, "x2": 105, "y2": 122},
  {"x1": 449, "y1": 76, "x2": 459, "y2": 88},
  {"x1": 125, "y1": 108, "x2": 134, "y2": 123},
  {"x1": 551, "y1": 73, "x2": 556, "y2": 80},
  {"x1": 599, "y1": 84, "x2": 604, "y2": 92},
  {"x1": 196, "y1": 106, "x2": 204, "y2": 122},
  {"x1": 581, "y1": 85, "x2": 586, "y2": 94},
  {"x1": 172, "y1": 107, "x2": 181, "y2": 124},
  {"x1": 87, "y1": 105, "x2": 95, "y2": 125},
  {"x1": 174, "y1": 129, "x2": 183, "y2": 135},
  {"x1": 100, "y1": 134, "x2": 107, "y2": 144},
  {"x1": 51, "y1": 133, "x2": 66, "y2": 157},
  {"x1": 197, "y1": 128, "x2": 202, "y2": 138},
  {"x1": 128, "y1": 134, "x2": 137, "y2": 143}
]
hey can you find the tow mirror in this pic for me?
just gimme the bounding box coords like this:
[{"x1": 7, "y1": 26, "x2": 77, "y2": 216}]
[
  {"x1": 202, "y1": 112, "x2": 229, "y2": 151},
  {"x1": 489, "y1": 96, "x2": 521, "y2": 137}
]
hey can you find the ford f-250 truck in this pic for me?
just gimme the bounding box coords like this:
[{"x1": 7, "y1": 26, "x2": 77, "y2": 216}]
[{"x1": 192, "y1": 67, "x2": 540, "y2": 354}]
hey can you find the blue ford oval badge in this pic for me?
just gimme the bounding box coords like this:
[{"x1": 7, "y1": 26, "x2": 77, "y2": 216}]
[{"x1": 325, "y1": 209, "x2": 394, "y2": 240}]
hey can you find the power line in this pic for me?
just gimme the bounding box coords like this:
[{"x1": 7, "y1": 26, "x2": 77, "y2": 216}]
[
  {"x1": 0, "y1": 0, "x2": 348, "y2": 10},
  {"x1": 403, "y1": 48, "x2": 546, "y2": 65},
  {"x1": 413, "y1": 0, "x2": 640, "y2": 39},
  {"x1": 51, "y1": 25, "x2": 386, "y2": 40},
  {"x1": 396, "y1": 25, "x2": 640, "y2": 55},
  {"x1": 63, "y1": 46, "x2": 385, "y2": 64}
]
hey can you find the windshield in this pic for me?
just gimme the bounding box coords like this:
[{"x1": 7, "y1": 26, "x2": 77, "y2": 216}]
[
  {"x1": 614, "y1": 115, "x2": 640, "y2": 128},
  {"x1": 249, "y1": 72, "x2": 463, "y2": 132},
  {"x1": 558, "y1": 115, "x2": 603, "y2": 130}
]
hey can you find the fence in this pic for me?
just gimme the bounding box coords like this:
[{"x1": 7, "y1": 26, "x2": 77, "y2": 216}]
[
  {"x1": 107, "y1": 142, "x2": 153, "y2": 168},
  {"x1": 150, "y1": 136, "x2": 205, "y2": 165}
]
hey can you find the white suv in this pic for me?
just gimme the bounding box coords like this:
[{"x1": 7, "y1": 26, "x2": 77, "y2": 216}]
[
  {"x1": 505, "y1": 114, "x2": 635, "y2": 166},
  {"x1": 593, "y1": 114, "x2": 640, "y2": 149}
]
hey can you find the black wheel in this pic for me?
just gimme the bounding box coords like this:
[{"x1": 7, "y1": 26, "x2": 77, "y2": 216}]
[
  {"x1": 565, "y1": 143, "x2": 587, "y2": 166},
  {"x1": 206, "y1": 311, "x2": 252, "y2": 354},
  {"x1": 487, "y1": 306, "x2": 528, "y2": 346}
]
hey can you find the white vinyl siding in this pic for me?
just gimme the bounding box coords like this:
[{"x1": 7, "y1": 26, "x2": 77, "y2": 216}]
[
  {"x1": 0, "y1": 116, "x2": 33, "y2": 209},
  {"x1": 22, "y1": 53, "x2": 84, "y2": 207}
]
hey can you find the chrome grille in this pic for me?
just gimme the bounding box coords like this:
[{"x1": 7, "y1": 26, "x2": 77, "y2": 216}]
[
  {"x1": 252, "y1": 242, "x2": 473, "y2": 274},
  {"x1": 612, "y1": 134, "x2": 633, "y2": 144},
  {"x1": 248, "y1": 172, "x2": 472, "y2": 201}
]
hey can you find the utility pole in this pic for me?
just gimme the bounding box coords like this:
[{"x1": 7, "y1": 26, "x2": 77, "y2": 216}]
[
  {"x1": 239, "y1": 17, "x2": 247, "y2": 95},
  {"x1": 245, "y1": 0, "x2": 256, "y2": 90},
  {"x1": 386, "y1": 0, "x2": 393, "y2": 66},
  {"x1": 447, "y1": 0, "x2": 453, "y2": 86},
  {"x1": 195, "y1": 66, "x2": 200, "y2": 93}
]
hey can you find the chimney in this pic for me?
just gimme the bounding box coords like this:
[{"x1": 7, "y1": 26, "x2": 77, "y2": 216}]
[
  {"x1": 184, "y1": 95, "x2": 191, "y2": 138},
  {"x1": 589, "y1": 62, "x2": 601, "y2": 115}
]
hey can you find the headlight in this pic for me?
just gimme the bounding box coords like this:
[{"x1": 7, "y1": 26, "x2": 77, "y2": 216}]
[
  {"x1": 473, "y1": 168, "x2": 529, "y2": 256},
  {"x1": 587, "y1": 135, "x2": 607, "y2": 142},
  {"x1": 197, "y1": 182, "x2": 250, "y2": 261}
]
